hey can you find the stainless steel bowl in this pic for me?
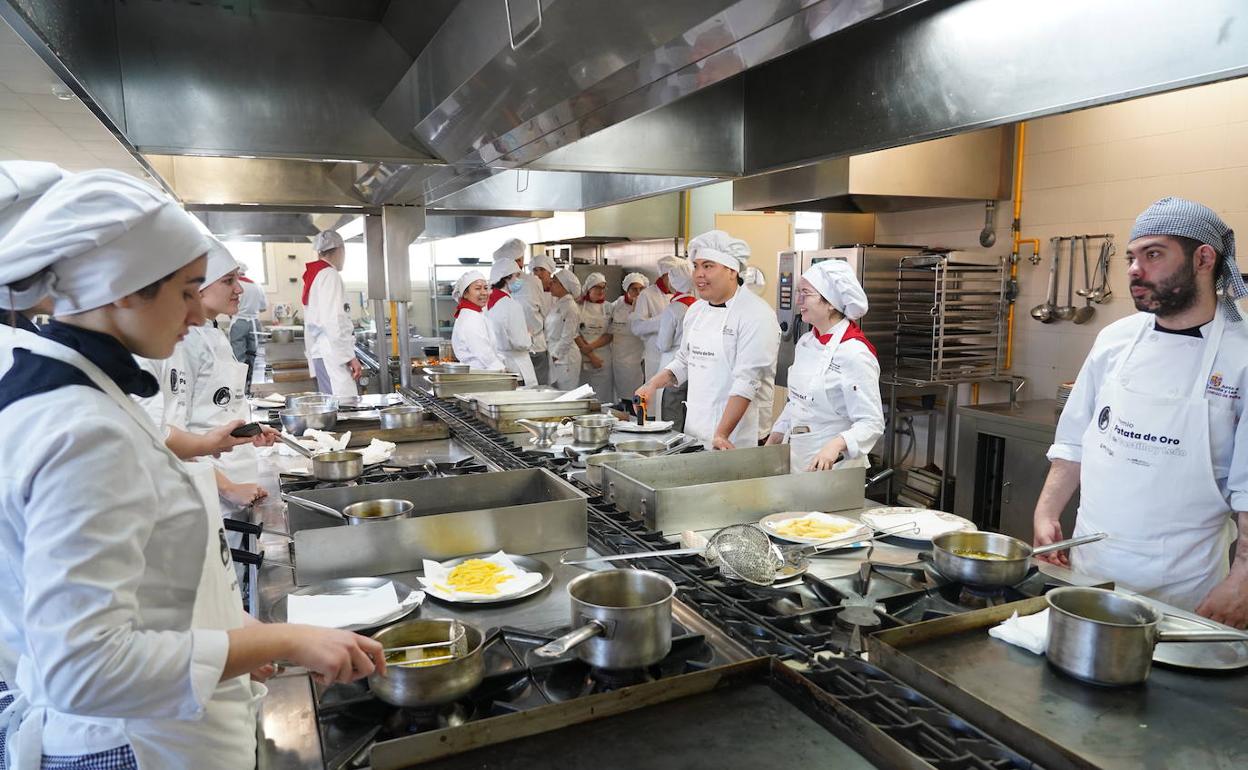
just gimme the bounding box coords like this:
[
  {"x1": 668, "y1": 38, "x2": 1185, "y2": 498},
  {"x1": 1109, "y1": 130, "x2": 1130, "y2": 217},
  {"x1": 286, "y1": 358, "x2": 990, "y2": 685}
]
[
  {"x1": 278, "y1": 408, "x2": 308, "y2": 435},
  {"x1": 289, "y1": 394, "x2": 338, "y2": 411},
  {"x1": 369, "y1": 619, "x2": 486, "y2": 707},
  {"x1": 340, "y1": 497, "x2": 414, "y2": 525},
  {"x1": 379, "y1": 406, "x2": 425, "y2": 431},
  {"x1": 270, "y1": 328, "x2": 295, "y2": 344},
  {"x1": 283, "y1": 391, "x2": 321, "y2": 409}
]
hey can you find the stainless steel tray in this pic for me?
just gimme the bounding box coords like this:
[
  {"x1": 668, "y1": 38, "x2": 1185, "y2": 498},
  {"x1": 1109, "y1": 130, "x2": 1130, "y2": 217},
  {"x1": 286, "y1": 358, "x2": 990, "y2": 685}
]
[
  {"x1": 457, "y1": 390, "x2": 599, "y2": 431},
  {"x1": 421, "y1": 368, "x2": 521, "y2": 383},
  {"x1": 600, "y1": 444, "x2": 865, "y2": 534},
  {"x1": 420, "y1": 375, "x2": 519, "y2": 398}
]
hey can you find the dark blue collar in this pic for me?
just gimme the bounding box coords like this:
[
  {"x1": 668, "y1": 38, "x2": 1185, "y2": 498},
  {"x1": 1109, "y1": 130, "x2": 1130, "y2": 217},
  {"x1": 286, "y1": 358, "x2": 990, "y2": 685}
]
[
  {"x1": 0, "y1": 321, "x2": 158, "y2": 413},
  {"x1": 4, "y1": 312, "x2": 37, "y2": 333}
]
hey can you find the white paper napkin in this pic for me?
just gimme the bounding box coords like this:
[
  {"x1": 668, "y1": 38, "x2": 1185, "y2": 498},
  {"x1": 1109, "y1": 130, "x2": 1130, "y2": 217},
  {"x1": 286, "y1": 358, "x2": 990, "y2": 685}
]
[
  {"x1": 554, "y1": 384, "x2": 595, "y2": 402},
  {"x1": 419, "y1": 552, "x2": 543, "y2": 601},
  {"x1": 359, "y1": 438, "x2": 397, "y2": 465},
  {"x1": 304, "y1": 428, "x2": 351, "y2": 452},
  {"x1": 286, "y1": 582, "x2": 423, "y2": 628},
  {"x1": 988, "y1": 608, "x2": 1050, "y2": 655}
]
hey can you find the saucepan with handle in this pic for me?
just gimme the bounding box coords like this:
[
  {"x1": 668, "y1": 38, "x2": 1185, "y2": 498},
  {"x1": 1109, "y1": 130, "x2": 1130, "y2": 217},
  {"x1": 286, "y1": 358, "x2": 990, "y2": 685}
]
[
  {"x1": 1046, "y1": 587, "x2": 1248, "y2": 686},
  {"x1": 929, "y1": 530, "x2": 1106, "y2": 588},
  {"x1": 533, "y1": 569, "x2": 675, "y2": 669}
]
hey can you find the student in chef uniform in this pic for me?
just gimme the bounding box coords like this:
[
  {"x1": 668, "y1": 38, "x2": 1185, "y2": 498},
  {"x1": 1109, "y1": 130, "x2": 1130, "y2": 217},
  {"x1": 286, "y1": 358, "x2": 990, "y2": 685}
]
[
  {"x1": 0, "y1": 170, "x2": 383, "y2": 770},
  {"x1": 545, "y1": 269, "x2": 583, "y2": 390},
  {"x1": 742, "y1": 265, "x2": 774, "y2": 444},
  {"x1": 610, "y1": 273, "x2": 649, "y2": 403},
  {"x1": 630, "y1": 256, "x2": 682, "y2": 411},
  {"x1": 636, "y1": 231, "x2": 780, "y2": 450},
  {"x1": 484, "y1": 256, "x2": 537, "y2": 385},
  {"x1": 654, "y1": 260, "x2": 696, "y2": 431},
  {"x1": 0, "y1": 162, "x2": 66, "y2": 371},
  {"x1": 577, "y1": 272, "x2": 614, "y2": 398},
  {"x1": 1033, "y1": 198, "x2": 1248, "y2": 625},
  {"x1": 766, "y1": 260, "x2": 883, "y2": 472},
  {"x1": 450, "y1": 270, "x2": 506, "y2": 371},
  {"x1": 496, "y1": 238, "x2": 550, "y2": 385},
  {"x1": 228, "y1": 265, "x2": 266, "y2": 391},
  {"x1": 302, "y1": 230, "x2": 361, "y2": 397}
]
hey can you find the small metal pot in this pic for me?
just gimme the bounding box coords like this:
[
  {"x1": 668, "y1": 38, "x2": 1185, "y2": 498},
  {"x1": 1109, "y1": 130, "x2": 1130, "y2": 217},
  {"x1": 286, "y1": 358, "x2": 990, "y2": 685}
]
[
  {"x1": 369, "y1": 619, "x2": 486, "y2": 707},
  {"x1": 341, "y1": 498, "x2": 414, "y2": 525},
  {"x1": 1045, "y1": 587, "x2": 1248, "y2": 686},
  {"x1": 379, "y1": 406, "x2": 425, "y2": 431},
  {"x1": 280, "y1": 405, "x2": 337, "y2": 431},
  {"x1": 571, "y1": 414, "x2": 614, "y2": 447},
  {"x1": 533, "y1": 569, "x2": 675, "y2": 669},
  {"x1": 270, "y1": 328, "x2": 294, "y2": 344},
  {"x1": 584, "y1": 451, "x2": 643, "y2": 487},
  {"x1": 930, "y1": 530, "x2": 1105, "y2": 588},
  {"x1": 310, "y1": 450, "x2": 364, "y2": 481},
  {"x1": 610, "y1": 438, "x2": 667, "y2": 457}
]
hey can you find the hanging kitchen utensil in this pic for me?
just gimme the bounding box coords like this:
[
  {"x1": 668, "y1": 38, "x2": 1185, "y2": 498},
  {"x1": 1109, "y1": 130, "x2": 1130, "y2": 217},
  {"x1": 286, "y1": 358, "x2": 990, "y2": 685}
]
[
  {"x1": 1054, "y1": 237, "x2": 1077, "y2": 321},
  {"x1": 1092, "y1": 237, "x2": 1114, "y2": 303},
  {"x1": 978, "y1": 200, "x2": 997, "y2": 247},
  {"x1": 1073, "y1": 236, "x2": 1096, "y2": 324},
  {"x1": 1031, "y1": 240, "x2": 1060, "y2": 323}
]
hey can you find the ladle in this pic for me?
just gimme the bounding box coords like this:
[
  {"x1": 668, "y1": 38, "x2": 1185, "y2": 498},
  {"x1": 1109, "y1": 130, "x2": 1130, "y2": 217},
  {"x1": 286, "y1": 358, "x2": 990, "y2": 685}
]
[
  {"x1": 1031, "y1": 240, "x2": 1059, "y2": 323},
  {"x1": 1054, "y1": 238, "x2": 1077, "y2": 321},
  {"x1": 1073, "y1": 236, "x2": 1096, "y2": 324}
]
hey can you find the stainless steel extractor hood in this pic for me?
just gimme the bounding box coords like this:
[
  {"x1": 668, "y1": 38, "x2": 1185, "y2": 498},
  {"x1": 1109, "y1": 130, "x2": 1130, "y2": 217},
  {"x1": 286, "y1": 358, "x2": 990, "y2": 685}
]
[{"x1": 733, "y1": 127, "x2": 1014, "y2": 213}]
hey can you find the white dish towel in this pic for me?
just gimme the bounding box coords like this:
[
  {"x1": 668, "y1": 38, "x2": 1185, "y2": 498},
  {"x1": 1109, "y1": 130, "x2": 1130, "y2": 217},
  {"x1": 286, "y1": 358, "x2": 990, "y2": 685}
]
[{"x1": 988, "y1": 608, "x2": 1050, "y2": 655}]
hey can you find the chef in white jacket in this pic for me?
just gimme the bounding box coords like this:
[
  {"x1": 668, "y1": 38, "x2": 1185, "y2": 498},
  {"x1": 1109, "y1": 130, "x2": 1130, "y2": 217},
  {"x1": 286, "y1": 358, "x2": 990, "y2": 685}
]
[
  {"x1": 450, "y1": 270, "x2": 505, "y2": 371},
  {"x1": 1034, "y1": 197, "x2": 1248, "y2": 624},
  {"x1": 0, "y1": 170, "x2": 382, "y2": 770},
  {"x1": 302, "y1": 230, "x2": 361, "y2": 397},
  {"x1": 577, "y1": 272, "x2": 614, "y2": 399},
  {"x1": 0, "y1": 162, "x2": 66, "y2": 375},
  {"x1": 655, "y1": 260, "x2": 696, "y2": 431},
  {"x1": 496, "y1": 238, "x2": 550, "y2": 384},
  {"x1": 630, "y1": 256, "x2": 682, "y2": 403},
  {"x1": 766, "y1": 260, "x2": 883, "y2": 472},
  {"x1": 545, "y1": 269, "x2": 583, "y2": 390},
  {"x1": 484, "y1": 256, "x2": 537, "y2": 385},
  {"x1": 743, "y1": 266, "x2": 774, "y2": 443},
  {"x1": 610, "y1": 273, "x2": 649, "y2": 403},
  {"x1": 637, "y1": 231, "x2": 780, "y2": 450}
]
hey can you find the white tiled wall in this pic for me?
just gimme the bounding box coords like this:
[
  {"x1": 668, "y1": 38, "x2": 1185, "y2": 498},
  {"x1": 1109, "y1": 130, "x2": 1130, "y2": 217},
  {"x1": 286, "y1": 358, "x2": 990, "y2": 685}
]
[{"x1": 876, "y1": 76, "x2": 1248, "y2": 406}]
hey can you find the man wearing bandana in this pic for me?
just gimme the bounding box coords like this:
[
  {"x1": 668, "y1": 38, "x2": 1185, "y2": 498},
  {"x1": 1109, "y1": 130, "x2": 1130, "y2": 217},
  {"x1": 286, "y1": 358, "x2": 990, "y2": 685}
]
[{"x1": 1034, "y1": 198, "x2": 1248, "y2": 627}]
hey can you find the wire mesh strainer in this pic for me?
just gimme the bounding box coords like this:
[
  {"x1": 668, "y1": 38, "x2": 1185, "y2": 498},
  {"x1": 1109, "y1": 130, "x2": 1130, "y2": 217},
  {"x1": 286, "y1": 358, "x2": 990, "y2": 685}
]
[{"x1": 704, "y1": 524, "x2": 785, "y2": 586}]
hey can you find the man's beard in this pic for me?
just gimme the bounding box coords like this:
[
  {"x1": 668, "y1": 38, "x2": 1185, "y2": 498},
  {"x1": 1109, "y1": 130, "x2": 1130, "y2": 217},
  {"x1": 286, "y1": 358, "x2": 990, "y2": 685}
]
[{"x1": 1131, "y1": 258, "x2": 1198, "y2": 316}]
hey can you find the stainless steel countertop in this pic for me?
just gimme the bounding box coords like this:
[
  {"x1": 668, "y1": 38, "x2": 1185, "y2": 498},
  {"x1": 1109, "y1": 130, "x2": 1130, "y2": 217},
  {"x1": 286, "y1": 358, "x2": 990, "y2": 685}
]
[{"x1": 957, "y1": 398, "x2": 1063, "y2": 430}]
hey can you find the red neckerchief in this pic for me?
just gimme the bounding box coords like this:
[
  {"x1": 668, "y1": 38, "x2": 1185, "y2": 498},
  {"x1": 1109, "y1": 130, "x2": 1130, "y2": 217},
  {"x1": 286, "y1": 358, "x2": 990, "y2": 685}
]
[
  {"x1": 487, "y1": 288, "x2": 509, "y2": 310},
  {"x1": 814, "y1": 321, "x2": 877, "y2": 357},
  {"x1": 238, "y1": 275, "x2": 254, "y2": 284},
  {"x1": 583, "y1": 293, "x2": 605, "y2": 304},
  {"x1": 454, "y1": 299, "x2": 482, "y2": 318},
  {"x1": 673, "y1": 293, "x2": 697, "y2": 307},
  {"x1": 624, "y1": 295, "x2": 635, "y2": 306},
  {"x1": 656, "y1": 275, "x2": 671, "y2": 294},
  {"x1": 300, "y1": 259, "x2": 333, "y2": 305}
]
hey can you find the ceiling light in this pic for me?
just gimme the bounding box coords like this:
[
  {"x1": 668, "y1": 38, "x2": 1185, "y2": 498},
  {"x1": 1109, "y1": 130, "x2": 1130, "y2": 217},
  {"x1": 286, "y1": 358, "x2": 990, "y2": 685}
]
[{"x1": 51, "y1": 86, "x2": 74, "y2": 101}]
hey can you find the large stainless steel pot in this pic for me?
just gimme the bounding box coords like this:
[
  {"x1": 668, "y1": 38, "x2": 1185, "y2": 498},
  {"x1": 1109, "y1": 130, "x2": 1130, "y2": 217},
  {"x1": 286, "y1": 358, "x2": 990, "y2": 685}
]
[
  {"x1": 533, "y1": 569, "x2": 675, "y2": 669},
  {"x1": 584, "y1": 451, "x2": 644, "y2": 487},
  {"x1": 369, "y1": 619, "x2": 486, "y2": 706},
  {"x1": 570, "y1": 414, "x2": 614, "y2": 447},
  {"x1": 1045, "y1": 587, "x2": 1248, "y2": 686},
  {"x1": 378, "y1": 405, "x2": 425, "y2": 431},
  {"x1": 930, "y1": 530, "x2": 1105, "y2": 588}
]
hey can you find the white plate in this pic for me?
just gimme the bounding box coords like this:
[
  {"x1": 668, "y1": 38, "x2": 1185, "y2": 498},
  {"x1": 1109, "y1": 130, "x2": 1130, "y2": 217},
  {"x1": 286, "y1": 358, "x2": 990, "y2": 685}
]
[
  {"x1": 421, "y1": 554, "x2": 553, "y2": 605},
  {"x1": 613, "y1": 419, "x2": 675, "y2": 434},
  {"x1": 860, "y1": 507, "x2": 976, "y2": 542},
  {"x1": 759, "y1": 511, "x2": 871, "y2": 545}
]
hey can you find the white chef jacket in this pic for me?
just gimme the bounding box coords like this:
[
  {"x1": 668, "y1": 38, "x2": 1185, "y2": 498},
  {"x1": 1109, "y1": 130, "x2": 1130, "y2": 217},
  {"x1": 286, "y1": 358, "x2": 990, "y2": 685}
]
[
  {"x1": 630, "y1": 283, "x2": 670, "y2": 376},
  {"x1": 485, "y1": 292, "x2": 535, "y2": 384},
  {"x1": 545, "y1": 293, "x2": 583, "y2": 389},
  {"x1": 0, "y1": 333, "x2": 252, "y2": 769},
  {"x1": 236, "y1": 281, "x2": 266, "y2": 321},
  {"x1": 182, "y1": 323, "x2": 257, "y2": 485},
  {"x1": 303, "y1": 265, "x2": 354, "y2": 365},
  {"x1": 451, "y1": 305, "x2": 506, "y2": 371},
  {"x1": 1049, "y1": 312, "x2": 1248, "y2": 511},
  {"x1": 516, "y1": 277, "x2": 550, "y2": 354},
  {"x1": 656, "y1": 295, "x2": 693, "y2": 367},
  {"x1": 134, "y1": 347, "x2": 191, "y2": 434},
  {"x1": 609, "y1": 297, "x2": 646, "y2": 395}
]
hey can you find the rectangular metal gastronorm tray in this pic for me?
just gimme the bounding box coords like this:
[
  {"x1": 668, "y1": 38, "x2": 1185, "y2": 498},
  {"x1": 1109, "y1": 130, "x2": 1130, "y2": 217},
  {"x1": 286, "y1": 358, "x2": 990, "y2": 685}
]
[
  {"x1": 369, "y1": 658, "x2": 924, "y2": 770},
  {"x1": 866, "y1": 597, "x2": 1248, "y2": 770},
  {"x1": 600, "y1": 444, "x2": 865, "y2": 533},
  {"x1": 420, "y1": 375, "x2": 519, "y2": 398},
  {"x1": 288, "y1": 468, "x2": 587, "y2": 584},
  {"x1": 457, "y1": 390, "x2": 600, "y2": 432}
]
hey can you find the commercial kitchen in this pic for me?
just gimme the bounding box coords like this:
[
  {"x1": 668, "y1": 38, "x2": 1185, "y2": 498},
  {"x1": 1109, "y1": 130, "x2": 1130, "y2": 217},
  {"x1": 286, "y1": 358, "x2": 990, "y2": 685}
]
[{"x1": 0, "y1": 1, "x2": 1246, "y2": 769}]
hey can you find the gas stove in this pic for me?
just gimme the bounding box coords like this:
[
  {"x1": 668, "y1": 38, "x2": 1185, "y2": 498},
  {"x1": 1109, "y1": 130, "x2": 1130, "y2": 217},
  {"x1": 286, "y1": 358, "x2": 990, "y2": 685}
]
[
  {"x1": 278, "y1": 458, "x2": 488, "y2": 494},
  {"x1": 314, "y1": 621, "x2": 727, "y2": 770}
]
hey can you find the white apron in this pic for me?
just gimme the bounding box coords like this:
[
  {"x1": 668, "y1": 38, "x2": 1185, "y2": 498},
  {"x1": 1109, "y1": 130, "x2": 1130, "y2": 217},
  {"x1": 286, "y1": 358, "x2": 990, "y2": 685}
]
[
  {"x1": 579, "y1": 302, "x2": 614, "y2": 400},
  {"x1": 1072, "y1": 311, "x2": 1237, "y2": 611},
  {"x1": 609, "y1": 301, "x2": 646, "y2": 401},
  {"x1": 188, "y1": 328, "x2": 258, "y2": 485},
  {"x1": 783, "y1": 324, "x2": 868, "y2": 473},
  {"x1": 0, "y1": 333, "x2": 261, "y2": 770},
  {"x1": 502, "y1": 348, "x2": 537, "y2": 387},
  {"x1": 684, "y1": 305, "x2": 758, "y2": 448}
]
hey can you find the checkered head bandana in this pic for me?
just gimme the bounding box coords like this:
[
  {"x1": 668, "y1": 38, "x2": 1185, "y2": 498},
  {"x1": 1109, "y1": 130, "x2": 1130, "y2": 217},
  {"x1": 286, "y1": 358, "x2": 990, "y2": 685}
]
[{"x1": 1130, "y1": 197, "x2": 1246, "y2": 321}]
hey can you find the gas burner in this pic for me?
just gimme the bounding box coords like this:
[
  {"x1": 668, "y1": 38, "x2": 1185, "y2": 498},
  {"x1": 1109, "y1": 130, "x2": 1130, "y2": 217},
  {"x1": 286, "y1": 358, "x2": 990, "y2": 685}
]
[
  {"x1": 383, "y1": 703, "x2": 472, "y2": 737},
  {"x1": 956, "y1": 584, "x2": 1008, "y2": 609},
  {"x1": 591, "y1": 666, "x2": 654, "y2": 689},
  {"x1": 834, "y1": 606, "x2": 882, "y2": 632}
]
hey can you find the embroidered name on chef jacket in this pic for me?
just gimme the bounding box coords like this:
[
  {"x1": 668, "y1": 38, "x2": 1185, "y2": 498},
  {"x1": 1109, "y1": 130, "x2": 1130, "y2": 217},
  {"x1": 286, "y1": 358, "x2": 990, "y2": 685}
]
[{"x1": 1206, "y1": 371, "x2": 1241, "y2": 401}]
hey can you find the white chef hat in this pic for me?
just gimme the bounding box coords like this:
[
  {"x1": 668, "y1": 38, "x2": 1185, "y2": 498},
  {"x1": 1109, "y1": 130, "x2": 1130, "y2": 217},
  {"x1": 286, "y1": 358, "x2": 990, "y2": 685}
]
[
  {"x1": 689, "y1": 230, "x2": 749, "y2": 272},
  {"x1": 0, "y1": 161, "x2": 69, "y2": 310},
  {"x1": 803, "y1": 259, "x2": 868, "y2": 320},
  {"x1": 668, "y1": 260, "x2": 694, "y2": 293},
  {"x1": 0, "y1": 170, "x2": 210, "y2": 315},
  {"x1": 494, "y1": 237, "x2": 527, "y2": 264},
  {"x1": 195, "y1": 220, "x2": 241, "y2": 287},
  {"x1": 554, "y1": 268, "x2": 582, "y2": 296},
  {"x1": 529, "y1": 253, "x2": 556, "y2": 274},
  {"x1": 582, "y1": 272, "x2": 606, "y2": 294},
  {"x1": 488, "y1": 257, "x2": 519, "y2": 286},
  {"x1": 622, "y1": 272, "x2": 649, "y2": 292},
  {"x1": 452, "y1": 270, "x2": 486, "y2": 301},
  {"x1": 312, "y1": 230, "x2": 344, "y2": 254},
  {"x1": 657, "y1": 255, "x2": 686, "y2": 274},
  {"x1": 742, "y1": 265, "x2": 766, "y2": 295}
]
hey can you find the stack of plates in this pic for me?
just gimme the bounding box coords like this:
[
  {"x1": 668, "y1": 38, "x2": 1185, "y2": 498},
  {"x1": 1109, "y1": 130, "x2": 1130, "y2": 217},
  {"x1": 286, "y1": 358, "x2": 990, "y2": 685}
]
[{"x1": 1056, "y1": 382, "x2": 1074, "y2": 413}]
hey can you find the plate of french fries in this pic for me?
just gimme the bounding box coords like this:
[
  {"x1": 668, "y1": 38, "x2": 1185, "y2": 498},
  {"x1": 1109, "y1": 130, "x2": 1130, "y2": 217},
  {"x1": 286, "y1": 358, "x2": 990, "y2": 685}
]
[
  {"x1": 419, "y1": 551, "x2": 553, "y2": 604},
  {"x1": 758, "y1": 511, "x2": 872, "y2": 546}
]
